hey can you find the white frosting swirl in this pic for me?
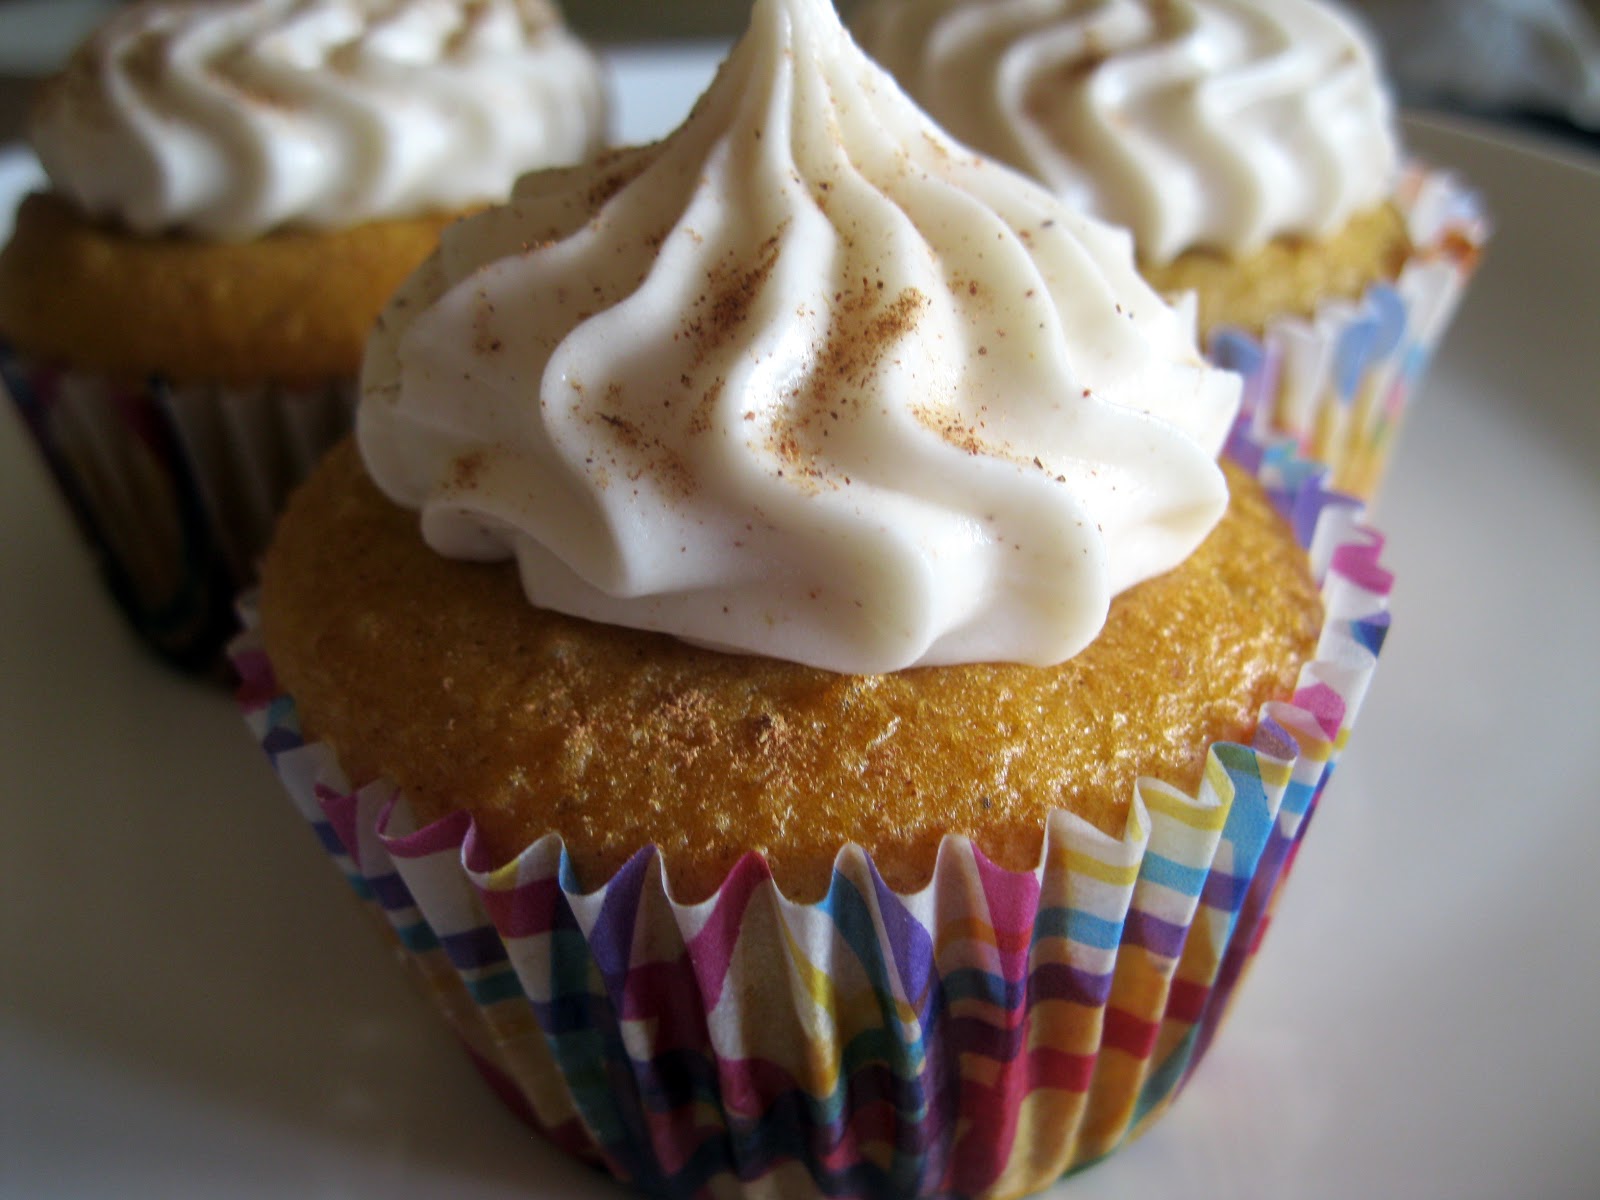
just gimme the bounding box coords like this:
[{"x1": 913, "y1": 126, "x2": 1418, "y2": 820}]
[
  {"x1": 30, "y1": 0, "x2": 608, "y2": 239},
  {"x1": 851, "y1": 0, "x2": 1401, "y2": 264},
  {"x1": 358, "y1": 0, "x2": 1240, "y2": 674}
]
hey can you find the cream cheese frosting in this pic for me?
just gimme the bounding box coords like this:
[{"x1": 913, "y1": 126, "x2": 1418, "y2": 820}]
[
  {"x1": 30, "y1": 0, "x2": 608, "y2": 240},
  {"x1": 851, "y1": 0, "x2": 1401, "y2": 265},
  {"x1": 358, "y1": 0, "x2": 1241, "y2": 674}
]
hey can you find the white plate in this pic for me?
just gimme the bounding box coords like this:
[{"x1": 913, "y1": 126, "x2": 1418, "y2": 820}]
[{"x1": 3, "y1": 45, "x2": 1598, "y2": 1200}]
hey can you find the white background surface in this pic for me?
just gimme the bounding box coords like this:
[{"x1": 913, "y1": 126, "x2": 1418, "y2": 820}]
[{"x1": 3, "y1": 43, "x2": 1599, "y2": 1200}]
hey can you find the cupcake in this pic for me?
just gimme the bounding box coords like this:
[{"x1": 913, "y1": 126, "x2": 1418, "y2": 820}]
[
  {"x1": 849, "y1": 0, "x2": 1487, "y2": 499},
  {"x1": 0, "y1": 0, "x2": 608, "y2": 672},
  {"x1": 237, "y1": 0, "x2": 1393, "y2": 1193}
]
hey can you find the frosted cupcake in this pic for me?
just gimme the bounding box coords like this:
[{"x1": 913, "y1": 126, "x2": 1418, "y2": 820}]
[
  {"x1": 0, "y1": 0, "x2": 608, "y2": 671},
  {"x1": 851, "y1": 0, "x2": 1487, "y2": 498},
  {"x1": 237, "y1": 0, "x2": 1393, "y2": 1192}
]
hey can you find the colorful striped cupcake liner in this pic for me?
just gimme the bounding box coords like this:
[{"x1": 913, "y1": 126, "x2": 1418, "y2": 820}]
[
  {"x1": 0, "y1": 347, "x2": 354, "y2": 672},
  {"x1": 233, "y1": 430, "x2": 1391, "y2": 1199},
  {"x1": 1210, "y1": 163, "x2": 1486, "y2": 502}
]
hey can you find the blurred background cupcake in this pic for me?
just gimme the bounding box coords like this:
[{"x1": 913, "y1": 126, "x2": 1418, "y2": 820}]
[
  {"x1": 0, "y1": 0, "x2": 608, "y2": 672},
  {"x1": 849, "y1": 0, "x2": 1488, "y2": 500},
  {"x1": 237, "y1": 0, "x2": 1394, "y2": 1192}
]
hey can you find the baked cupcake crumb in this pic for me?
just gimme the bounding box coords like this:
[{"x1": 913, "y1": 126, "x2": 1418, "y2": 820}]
[{"x1": 261, "y1": 441, "x2": 1323, "y2": 902}]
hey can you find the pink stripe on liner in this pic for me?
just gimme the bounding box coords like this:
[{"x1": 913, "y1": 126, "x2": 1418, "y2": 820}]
[
  {"x1": 619, "y1": 958, "x2": 713, "y2": 1053},
  {"x1": 377, "y1": 806, "x2": 474, "y2": 859},
  {"x1": 1101, "y1": 1007, "x2": 1160, "y2": 1060},
  {"x1": 1166, "y1": 977, "x2": 1211, "y2": 1025},
  {"x1": 233, "y1": 647, "x2": 278, "y2": 707},
  {"x1": 975, "y1": 850, "x2": 1044, "y2": 969},
  {"x1": 685, "y1": 852, "x2": 775, "y2": 1011},
  {"x1": 1331, "y1": 527, "x2": 1393, "y2": 593},
  {"x1": 1031, "y1": 1045, "x2": 1100, "y2": 1093},
  {"x1": 314, "y1": 783, "x2": 364, "y2": 868},
  {"x1": 705, "y1": 1054, "x2": 806, "y2": 1123},
  {"x1": 481, "y1": 874, "x2": 566, "y2": 938},
  {"x1": 1290, "y1": 682, "x2": 1348, "y2": 742}
]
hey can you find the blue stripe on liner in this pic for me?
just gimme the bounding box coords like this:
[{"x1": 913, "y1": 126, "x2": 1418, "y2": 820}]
[
  {"x1": 1140, "y1": 853, "x2": 1209, "y2": 898},
  {"x1": 1278, "y1": 779, "x2": 1316, "y2": 820},
  {"x1": 467, "y1": 968, "x2": 525, "y2": 1006},
  {"x1": 1033, "y1": 907, "x2": 1125, "y2": 951},
  {"x1": 394, "y1": 919, "x2": 439, "y2": 954}
]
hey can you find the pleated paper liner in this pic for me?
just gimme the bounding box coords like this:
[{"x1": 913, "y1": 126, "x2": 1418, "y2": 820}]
[
  {"x1": 233, "y1": 430, "x2": 1392, "y2": 1199},
  {"x1": 1210, "y1": 163, "x2": 1487, "y2": 503},
  {"x1": 1, "y1": 346, "x2": 354, "y2": 673}
]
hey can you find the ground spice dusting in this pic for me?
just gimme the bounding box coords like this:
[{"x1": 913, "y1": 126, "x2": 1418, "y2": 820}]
[
  {"x1": 680, "y1": 231, "x2": 784, "y2": 372},
  {"x1": 582, "y1": 149, "x2": 657, "y2": 213},
  {"x1": 688, "y1": 377, "x2": 725, "y2": 437},
  {"x1": 594, "y1": 406, "x2": 696, "y2": 500},
  {"x1": 472, "y1": 294, "x2": 501, "y2": 355},
  {"x1": 766, "y1": 283, "x2": 929, "y2": 485},
  {"x1": 817, "y1": 284, "x2": 927, "y2": 394},
  {"x1": 448, "y1": 450, "x2": 486, "y2": 491},
  {"x1": 914, "y1": 409, "x2": 989, "y2": 456}
]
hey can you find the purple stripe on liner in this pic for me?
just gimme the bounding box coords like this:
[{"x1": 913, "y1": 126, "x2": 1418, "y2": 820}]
[
  {"x1": 944, "y1": 1015, "x2": 1028, "y2": 1063},
  {"x1": 312, "y1": 822, "x2": 345, "y2": 857},
  {"x1": 368, "y1": 871, "x2": 414, "y2": 911},
  {"x1": 1200, "y1": 871, "x2": 1250, "y2": 914},
  {"x1": 869, "y1": 866, "x2": 936, "y2": 1006},
  {"x1": 1223, "y1": 413, "x2": 1266, "y2": 475},
  {"x1": 1029, "y1": 961, "x2": 1114, "y2": 1008},
  {"x1": 589, "y1": 849, "x2": 654, "y2": 982},
  {"x1": 1123, "y1": 910, "x2": 1190, "y2": 959},
  {"x1": 1289, "y1": 474, "x2": 1354, "y2": 550},
  {"x1": 942, "y1": 961, "x2": 1112, "y2": 1011},
  {"x1": 441, "y1": 925, "x2": 509, "y2": 971},
  {"x1": 1252, "y1": 713, "x2": 1299, "y2": 764},
  {"x1": 262, "y1": 727, "x2": 303, "y2": 759}
]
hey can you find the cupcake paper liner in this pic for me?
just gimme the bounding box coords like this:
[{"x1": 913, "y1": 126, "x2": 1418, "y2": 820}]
[
  {"x1": 1, "y1": 346, "x2": 354, "y2": 672},
  {"x1": 233, "y1": 431, "x2": 1392, "y2": 1199},
  {"x1": 1209, "y1": 163, "x2": 1487, "y2": 501}
]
